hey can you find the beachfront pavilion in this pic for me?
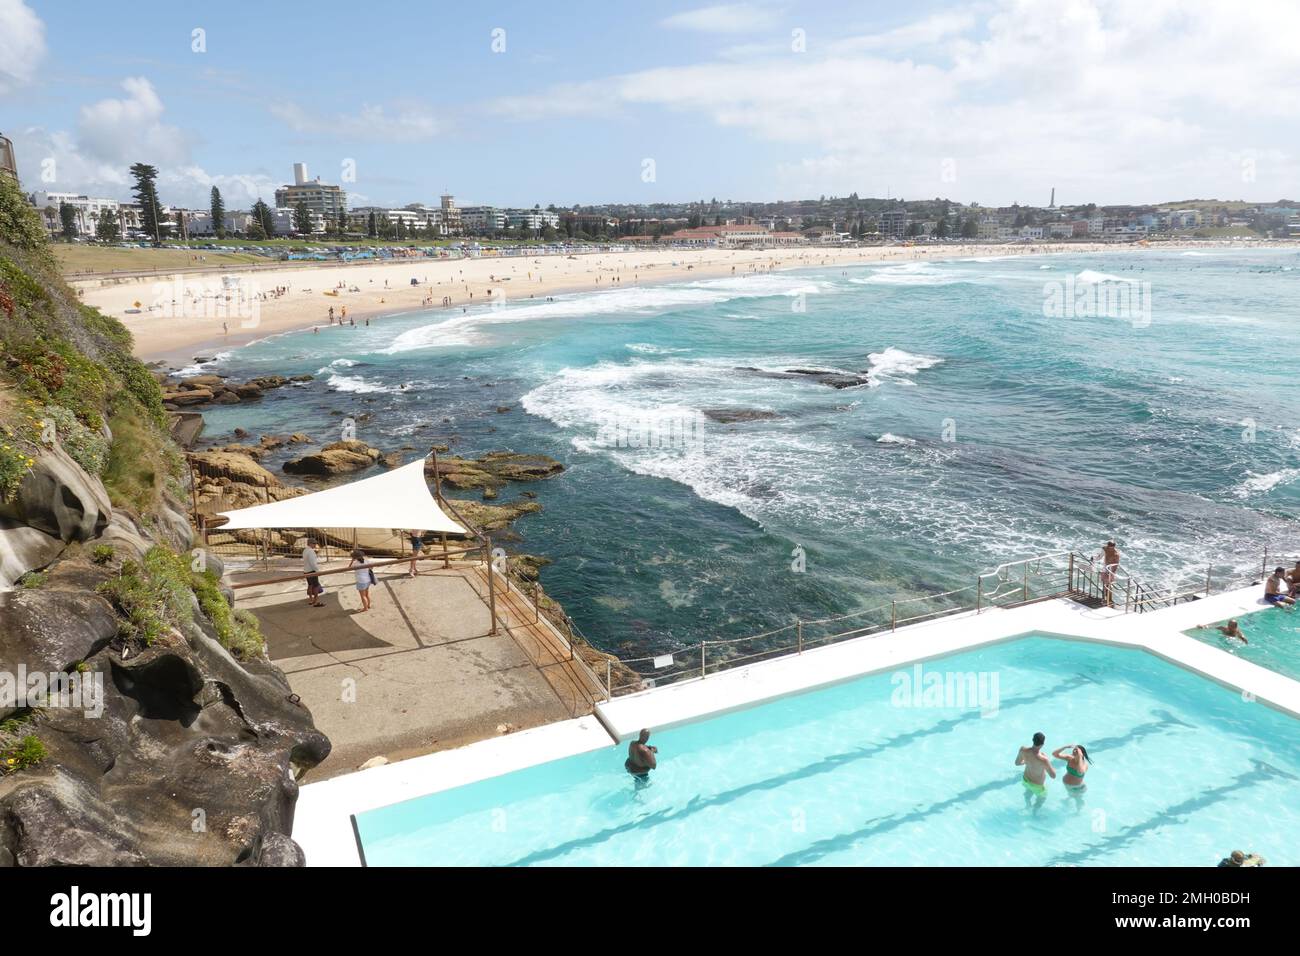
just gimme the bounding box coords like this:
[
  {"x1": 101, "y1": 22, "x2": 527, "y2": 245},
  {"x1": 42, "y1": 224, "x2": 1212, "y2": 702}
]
[{"x1": 214, "y1": 459, "x2": 603, "y2": 776}]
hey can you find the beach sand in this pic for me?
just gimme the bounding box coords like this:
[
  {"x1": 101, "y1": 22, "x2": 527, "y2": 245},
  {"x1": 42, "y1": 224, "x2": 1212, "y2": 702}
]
[{"x1": 68, "y1": 241, "x2": 1232, "y2": 366}]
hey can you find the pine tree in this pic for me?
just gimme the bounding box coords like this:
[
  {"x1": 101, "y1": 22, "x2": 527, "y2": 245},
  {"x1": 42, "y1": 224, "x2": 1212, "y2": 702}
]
[
  {"x1": 251, "y1": 199, "x2": 275, "y2": 239},
  {"x1": 96, "y1": 209, "x2": 120, "y2": 241},
  {"x1": 129, "y1": 162, "x2": 165, "y2": 241},
  {"x1": 293, "y1": 201, "x2": 313, "y2": 235},
  {"x1": 338, "y1": 208, "x2": 348, "y2": 236},
  {"x1": 59, "y1": 202, "x2": 78, "y2": 240},
  {"x1": 210, "y1": 186, "x2": 226, "y2": 238},
  {"x1": 367, "y1": 211, "x2": 377, "y2": 238}
]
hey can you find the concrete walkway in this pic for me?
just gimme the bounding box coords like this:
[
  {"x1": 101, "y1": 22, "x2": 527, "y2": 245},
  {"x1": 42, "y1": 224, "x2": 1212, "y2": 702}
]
[{"x1": 234, "y1": 560, "x2": 584, "y2": 779}]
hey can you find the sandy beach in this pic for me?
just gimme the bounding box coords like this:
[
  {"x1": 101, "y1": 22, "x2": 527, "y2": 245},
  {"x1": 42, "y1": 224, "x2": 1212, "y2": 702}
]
[{"x1": 69, "y1": 241, "x2": 1253, "y2": 366}]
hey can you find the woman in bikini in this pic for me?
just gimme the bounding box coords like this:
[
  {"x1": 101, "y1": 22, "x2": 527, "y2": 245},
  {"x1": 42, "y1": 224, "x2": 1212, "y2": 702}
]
[{"x1": 1052, "y1": 743, "x2": 1091, "y2": 790}]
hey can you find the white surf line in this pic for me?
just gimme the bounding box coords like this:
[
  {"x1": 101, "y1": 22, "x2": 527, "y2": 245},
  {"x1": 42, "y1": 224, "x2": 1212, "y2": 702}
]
[{"x1": 293, "y1": 584, "x2": 1300, "y2": 866}]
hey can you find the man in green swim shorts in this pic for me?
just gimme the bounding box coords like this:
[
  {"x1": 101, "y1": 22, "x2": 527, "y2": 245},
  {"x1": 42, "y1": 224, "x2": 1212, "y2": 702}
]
[{"x1": 1015, "y1": 731, "x2": 1055, "y2": 813}]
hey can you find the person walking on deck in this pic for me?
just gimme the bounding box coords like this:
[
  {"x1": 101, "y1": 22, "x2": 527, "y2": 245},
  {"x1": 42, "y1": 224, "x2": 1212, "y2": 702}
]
[
  {"x1": 349, "y1": 548, "x2": 375, "y2": 611},
  {"x1": 303, "y1": 538, "x2": 324, "y2": 607},
  {"x1": 407, "y1": 530, "x2": 425, "y2": 577}
]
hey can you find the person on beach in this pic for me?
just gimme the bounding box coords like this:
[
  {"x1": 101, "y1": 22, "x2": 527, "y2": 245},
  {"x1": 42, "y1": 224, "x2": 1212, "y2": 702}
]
[
  {"x1": 1016, "y1": 732, "x2": 1055, "y2": 811},
  {"x1": 1052, "y1": 743, "x2": 1091, "y2": 789},
  {"x1": 303, "y1": 537, "x2": 324, "y2": 607},
  {"x1": 1286, "y1": 560, "x2": 1300, "y2": 596},
  {"x1": 407, "y1": 530, "x2": 425, "y2": 577},
  {"x1": 349, "y1": 548, "x2": 375, "y2": 611},
  {"x1": 1264, "y1": 568, "x2": 1295, "y2": 607},
  {"x1": 625, "y1": 729, "x2": 657, "y2": 785}
]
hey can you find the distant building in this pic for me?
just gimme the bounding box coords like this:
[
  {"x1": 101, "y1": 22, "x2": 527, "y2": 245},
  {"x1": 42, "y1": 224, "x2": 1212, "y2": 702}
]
[
  {"x1": 273, "y1": 162, "x2": 347, "y2": 221},
  {"x1": 461, "y1": 205, "x2": 506, "y2": 233},
  {"x1": 29, "y1": 191, "x2": 122, "y2": 237},
  {"x1": 439, "y1": 194, "x2": 461, "y2": 234},
  {"x1": 880, "y1": 209, "x2": 909, "y2": 239}
]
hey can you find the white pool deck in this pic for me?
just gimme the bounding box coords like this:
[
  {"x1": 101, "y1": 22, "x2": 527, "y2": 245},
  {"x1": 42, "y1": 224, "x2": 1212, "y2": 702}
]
[{"x1": 292, "y1": 583, "x2": 1300, "y2": 866}]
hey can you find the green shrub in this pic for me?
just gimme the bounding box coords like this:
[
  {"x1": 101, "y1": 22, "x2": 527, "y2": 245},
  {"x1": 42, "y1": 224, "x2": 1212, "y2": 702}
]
[
  {"x1": 0, "y1": 735, "x2": 48, "y2": 774},
  {"x1": 97, "y1": 546, "x2": 266, "y2": 660},
  {"x1": 17, "y1": 570, "x2": 47, "y2": 589},
  {"x1": 38, "y1": 403, "x2": 109, "y2": 476},
  {"x1": 91, "y1": 544, "x2": 116, "y2": 565}
]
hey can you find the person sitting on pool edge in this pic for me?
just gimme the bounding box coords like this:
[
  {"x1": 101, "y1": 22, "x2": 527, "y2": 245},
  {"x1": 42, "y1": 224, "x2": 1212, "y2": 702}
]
[
  {"x1": 1016, "y1": 732, "x2": 1055, "y2": 811},
  {"x1": 1264, "y1": 568, "x2": 1295, "y2": 607},
  {"x1": 625, "y1": 729, "x2": 658, "y2": 785},
  {"x1": 1287, "y1": 560, "x2": 1300, "y2": 597},
  {"x1": 1051, "y1": 743, "x2": 1091, "y2": 789}
]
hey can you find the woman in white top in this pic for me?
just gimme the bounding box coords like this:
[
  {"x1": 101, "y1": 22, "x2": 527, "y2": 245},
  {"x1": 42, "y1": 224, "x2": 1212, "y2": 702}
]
[{"x1": 349, "y1": 548, "x2": 375, "y2": 611}]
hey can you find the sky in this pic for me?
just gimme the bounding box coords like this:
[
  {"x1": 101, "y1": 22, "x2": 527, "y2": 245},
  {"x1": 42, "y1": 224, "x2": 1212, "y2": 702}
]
[{"x1": 2, "y1": 0, "x2": 1298, "y2": 211}]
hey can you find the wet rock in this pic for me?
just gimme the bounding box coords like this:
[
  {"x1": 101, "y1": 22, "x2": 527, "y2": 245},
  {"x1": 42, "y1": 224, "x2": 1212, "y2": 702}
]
[
  {"x1": 735, "y1": 366, "x2": 870, "y2": 389},
  {"x1": 283, "y1": 439, "x2": 381, "y2": 477},
  {"x1": 428, "y1": 452, "x2": 564, "y2": 490},
  {"x1": 702, "y1": 407, "x2": 779, "y2": 423}
]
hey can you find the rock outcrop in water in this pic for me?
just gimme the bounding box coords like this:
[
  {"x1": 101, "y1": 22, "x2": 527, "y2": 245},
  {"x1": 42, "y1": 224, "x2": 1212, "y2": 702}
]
[{"x1": 734, "y1": 366, "x2": 871, "y2": 389}]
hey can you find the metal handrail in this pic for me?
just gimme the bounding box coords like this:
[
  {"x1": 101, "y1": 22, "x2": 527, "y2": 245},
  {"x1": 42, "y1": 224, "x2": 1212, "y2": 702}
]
[{"x1": 596, "y1": 543, "x2": 1293, "y2": 697}]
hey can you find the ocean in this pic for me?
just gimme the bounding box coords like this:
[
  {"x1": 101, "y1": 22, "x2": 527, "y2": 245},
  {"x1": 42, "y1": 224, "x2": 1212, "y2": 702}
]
[{"x1": 189, "y1": 248, "x2": 1300, "y2": 657}]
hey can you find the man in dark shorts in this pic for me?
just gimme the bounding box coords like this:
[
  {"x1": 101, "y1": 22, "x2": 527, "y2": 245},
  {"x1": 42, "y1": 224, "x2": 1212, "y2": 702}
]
[
  {"x1": 303, "y1": 537, "x2": 324, "y2": 607},
  {"x1": 1265, "y1": 568, "x2": 1295, "y2": 606},
  {"x1": 625, "y1": 729, "x2": 657, "y2": 786}
]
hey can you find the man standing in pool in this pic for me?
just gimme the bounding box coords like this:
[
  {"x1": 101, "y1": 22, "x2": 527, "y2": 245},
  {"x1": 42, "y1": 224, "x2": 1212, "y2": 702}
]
[
  {"x1": 1015, "y1": 732, "x2": 1055, "y2": 812},
  {"x1": 625, "y1": 729, "x2": 658, "y2": 786}
]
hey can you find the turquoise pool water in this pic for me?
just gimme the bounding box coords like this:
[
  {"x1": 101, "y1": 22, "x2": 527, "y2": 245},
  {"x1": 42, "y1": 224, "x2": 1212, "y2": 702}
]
[
  {"x1": 1186, "y1": 606, "x2": 1300, "y2": 682},
  {"x1": 353, "y1": 636, "x2": 1300, "y2": 866}
]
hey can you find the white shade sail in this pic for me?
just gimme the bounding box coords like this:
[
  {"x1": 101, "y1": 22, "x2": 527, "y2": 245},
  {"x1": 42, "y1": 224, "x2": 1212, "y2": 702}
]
[{"x1": 216, "y1": 459, "x2": 466, "y2": 534}]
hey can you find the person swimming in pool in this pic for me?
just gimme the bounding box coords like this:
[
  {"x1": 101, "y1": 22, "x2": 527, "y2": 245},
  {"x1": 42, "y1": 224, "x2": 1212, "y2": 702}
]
[
  {"x1": 1212, "y1": 619, "x2": 1248, "y2": 644},
  {"x1": 625, "y1": 728, "x2": 657, "y2": 786},
  {"x1": 1052, "y1": 744, "x2": 1091, "y2": 789},
  {"x1": 1016, "y1": 732, "x2": 1055, "y2": 812},
  {"x1": 1264, "y1": 568, "x2": 1296, "y2": 607}
]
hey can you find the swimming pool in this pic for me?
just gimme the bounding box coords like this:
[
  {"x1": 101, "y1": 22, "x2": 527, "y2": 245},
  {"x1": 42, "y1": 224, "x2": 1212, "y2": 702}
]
[
  {"x1": 1185, "y1": 606, "x2": 1300, "y2": 682},
  {"x1": 353, "y1": 635, "x2": 1300, "y2": 866}
]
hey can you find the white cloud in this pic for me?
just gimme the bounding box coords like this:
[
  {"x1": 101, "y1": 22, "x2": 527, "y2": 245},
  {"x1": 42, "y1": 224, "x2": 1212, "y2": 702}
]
[
  {"x1": 12, "y1": 77, "x2": 277, "y2": 208},
  {"x1": 270, "y1": 101, "x2": 438, "y2": 142},
  {"x1": 661, "y1": 3, "x2": 781, "y2": 34},
  {"x1": 490, "y1": 0, "x2": 1300, "y2": 202},
  {"x1": 0, "y1": 0, "x2": 46, "y2": 94},
  {"x1": 76, "y1": 77, "x2": 191, "y2": 165}
]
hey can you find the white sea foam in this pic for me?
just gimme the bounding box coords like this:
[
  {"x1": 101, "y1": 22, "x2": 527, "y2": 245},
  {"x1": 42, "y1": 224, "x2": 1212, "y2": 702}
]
[
  {"x1": 383, "y1": 275, "x2": 822, "y2": 354},
  {"x1": 852, "y1": 262, "x2": 968, "y2": 286},
  {"x1": 866, "y1": 347, "x2": 943, "y2": 385},
  {"x1": 174, "y1": 351, "x2": 233, "y2": 377},
  {"x1": 627, "y1": 343, "x2": 691, "y2": 355},
  {"x1": 1233, "y1": 468, "x2": 1300, "y2": 498},
  {"x1": 877, "y1": 433, "x2": 917, "y2": 446},
  {"x1": 323, "y1": 371, "x2": 403, "y2": 394},
  {"x1": 1075, "y1": 269, "x2": 1141, "y2": 284}
]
